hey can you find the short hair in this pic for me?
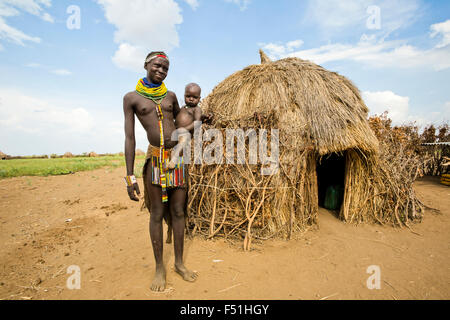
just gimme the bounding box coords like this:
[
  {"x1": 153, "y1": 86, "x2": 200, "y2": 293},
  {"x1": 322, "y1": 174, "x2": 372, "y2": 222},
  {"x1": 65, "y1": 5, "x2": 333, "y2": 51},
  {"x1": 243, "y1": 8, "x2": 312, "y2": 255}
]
[
  {"x1": 185, "y1": 83, "x2": 201, "y2": 93},
  {"x1": 144, "y1": 51, "x2": 169, "y2": 68}
]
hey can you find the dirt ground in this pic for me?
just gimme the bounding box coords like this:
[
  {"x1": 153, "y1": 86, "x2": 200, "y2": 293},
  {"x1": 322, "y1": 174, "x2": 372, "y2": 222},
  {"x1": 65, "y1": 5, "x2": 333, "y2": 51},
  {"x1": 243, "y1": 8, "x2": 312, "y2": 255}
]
[{"x1": 0, "y1": 168, "x2": 449, "y2": 300}]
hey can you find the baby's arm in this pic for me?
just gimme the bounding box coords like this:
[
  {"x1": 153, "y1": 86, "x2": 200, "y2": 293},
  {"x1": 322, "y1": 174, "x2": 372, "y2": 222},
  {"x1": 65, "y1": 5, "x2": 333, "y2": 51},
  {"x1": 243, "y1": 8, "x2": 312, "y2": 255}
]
[
  {"x1": 194, "y1": 106, "x2": 202, "y2": 122},
  {"x1": 168, "y1": 107, "x2": 202, "y2": 169}
]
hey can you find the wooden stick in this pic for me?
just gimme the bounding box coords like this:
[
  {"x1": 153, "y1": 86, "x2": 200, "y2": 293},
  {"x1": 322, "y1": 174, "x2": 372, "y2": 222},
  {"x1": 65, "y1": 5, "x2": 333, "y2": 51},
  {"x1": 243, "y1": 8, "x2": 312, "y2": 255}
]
[{"x1": 209, "y1": 170, "x2": 219, "y2": 237}]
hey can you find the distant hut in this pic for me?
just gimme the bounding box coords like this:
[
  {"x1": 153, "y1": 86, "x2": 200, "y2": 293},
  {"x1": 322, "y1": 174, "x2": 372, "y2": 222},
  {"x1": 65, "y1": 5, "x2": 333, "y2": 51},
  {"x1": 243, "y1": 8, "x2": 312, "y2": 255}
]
[
  {"x1": 136, "y1": 149, "x2": 145, "y2": 156},
  {"x1": 63, "y1": 152, "x2": 74, "y2": 158},
  {"x1": 88, "y1": 152, "x2": 99, "y2": 158},
  {"x1": 0, "y1": 151, "x2": 7, "y2": 160},
  {"x1": 188, "y1": 50, "x2": 423, "y2": 249}
]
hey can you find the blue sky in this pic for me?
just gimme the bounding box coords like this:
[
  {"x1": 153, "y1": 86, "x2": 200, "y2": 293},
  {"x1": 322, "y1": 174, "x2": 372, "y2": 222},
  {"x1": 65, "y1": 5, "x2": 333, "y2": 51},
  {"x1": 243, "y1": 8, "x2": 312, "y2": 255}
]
[{"x1": 0, "y1": 0, "x2": 449, "y2": 156}]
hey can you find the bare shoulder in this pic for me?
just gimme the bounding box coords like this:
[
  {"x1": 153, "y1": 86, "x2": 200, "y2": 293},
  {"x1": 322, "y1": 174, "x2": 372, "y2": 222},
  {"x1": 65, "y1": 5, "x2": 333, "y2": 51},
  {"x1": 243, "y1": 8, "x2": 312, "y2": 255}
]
[
  {"x1": 124, "y1": 91, "x2": 139, "y2": 102},
  {"x1": 167, "y1": 90, "x2": 178, "y2": 101},
  {"x1": 123, "y1": 92, "x2": 140, "y2": 114}
]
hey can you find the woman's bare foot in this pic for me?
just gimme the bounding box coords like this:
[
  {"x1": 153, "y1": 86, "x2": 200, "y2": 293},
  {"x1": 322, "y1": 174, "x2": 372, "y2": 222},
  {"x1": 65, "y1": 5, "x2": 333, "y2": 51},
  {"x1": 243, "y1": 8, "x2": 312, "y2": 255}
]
[
  {"x1": 175, "y1": 264, "x2": 198, "y2": 282},
  {"x1": 150, "y1": 266, "x2": 166, "y2": 292}
]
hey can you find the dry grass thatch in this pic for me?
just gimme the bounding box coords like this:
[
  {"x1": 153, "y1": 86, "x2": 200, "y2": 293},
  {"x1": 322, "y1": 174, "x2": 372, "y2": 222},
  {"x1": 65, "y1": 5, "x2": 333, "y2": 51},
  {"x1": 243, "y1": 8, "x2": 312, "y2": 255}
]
[
  {"x1": 63, "y1": 152, "x2": 74, "y2": 158},
  {"x1": 187, "y1": 50, "x2": 423, "y2": 250},
  {"x1": 0, "y1": 151, "x2": 7, "y2": 160},
  {"x1": 88, "y1": 152, "x2": 98, "y2": 158}
]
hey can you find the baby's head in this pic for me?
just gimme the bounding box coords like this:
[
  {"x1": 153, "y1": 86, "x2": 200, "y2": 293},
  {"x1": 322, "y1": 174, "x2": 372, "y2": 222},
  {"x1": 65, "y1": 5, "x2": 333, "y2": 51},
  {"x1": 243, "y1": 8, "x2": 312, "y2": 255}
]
[
  {"x1": 184, "y1": 83, "x2": 201, "y2": 108},
  {"x1": 175, "y1": 83, "x2": 202, "y2": 130}
]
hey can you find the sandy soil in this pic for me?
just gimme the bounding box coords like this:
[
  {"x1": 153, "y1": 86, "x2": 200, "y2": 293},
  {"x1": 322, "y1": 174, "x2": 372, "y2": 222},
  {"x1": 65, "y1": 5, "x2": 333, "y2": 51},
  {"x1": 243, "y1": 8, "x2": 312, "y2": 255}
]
[{"x1": 0, "y1": 168, "x2": 449, "y2": 300}]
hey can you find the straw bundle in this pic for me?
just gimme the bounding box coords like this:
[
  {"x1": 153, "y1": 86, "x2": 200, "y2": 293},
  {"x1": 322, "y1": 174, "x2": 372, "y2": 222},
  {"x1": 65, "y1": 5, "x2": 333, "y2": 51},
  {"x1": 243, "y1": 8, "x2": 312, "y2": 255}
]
[{"x1": 187, "y1": 51, "x2": 423, "y2": 249}]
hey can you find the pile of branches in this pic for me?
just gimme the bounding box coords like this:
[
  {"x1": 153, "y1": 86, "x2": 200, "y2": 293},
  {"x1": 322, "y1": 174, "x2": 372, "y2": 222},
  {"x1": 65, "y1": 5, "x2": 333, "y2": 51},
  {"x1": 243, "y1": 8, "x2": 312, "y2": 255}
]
[
  {"x1": 369, "y1": 112, "x2": 449, "y2": 176},
  {"x1": 340, "y1": 148, "x2": 424, "y2": 226},
  {"x1": 187, "y1": 114, "x2": 317, "y2": 250}
]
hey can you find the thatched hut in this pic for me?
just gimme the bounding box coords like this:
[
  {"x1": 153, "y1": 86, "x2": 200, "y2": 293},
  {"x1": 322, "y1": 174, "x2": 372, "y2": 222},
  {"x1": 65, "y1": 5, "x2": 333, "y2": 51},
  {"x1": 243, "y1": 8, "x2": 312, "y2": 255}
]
[
  {"x1": 188, "y1": 50, "x2": 423, "y2": 249},
  {"x1": 63, "y1": 152, "x2": 74, "y2": 158},
  {"x1": 88, "y1": 152, "x2": 98, "y2": 158},
  {"x1": 0, "y1": 151, "x2": 7, "y2": 160}
]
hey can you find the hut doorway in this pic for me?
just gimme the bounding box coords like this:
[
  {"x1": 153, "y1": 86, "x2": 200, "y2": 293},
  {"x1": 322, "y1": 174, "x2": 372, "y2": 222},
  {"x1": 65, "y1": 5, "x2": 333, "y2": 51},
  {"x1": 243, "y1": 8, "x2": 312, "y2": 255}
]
[{"x1": 317, "y1": 152, "x2": 346, "y2": 212}]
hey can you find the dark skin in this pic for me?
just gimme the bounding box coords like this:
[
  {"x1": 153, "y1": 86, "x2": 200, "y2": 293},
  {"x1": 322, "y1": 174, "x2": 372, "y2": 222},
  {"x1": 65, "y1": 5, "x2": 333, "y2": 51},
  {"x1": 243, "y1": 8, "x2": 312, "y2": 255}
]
[
  {"x1": 123, "y1": 57, "x2": 198, "y2": 292},
  {"x1": 175, "y1": 83, "x2": 213, "y2": 132},
  {"x1": 168, "y1": 84, "x2": 202, "y2": 169},
  {"x1": 169, "y1": 83, "x2": 213, "y2": 198},
  {"x1": 178, "y1": 84, "x2": 202, "y2": 132}
]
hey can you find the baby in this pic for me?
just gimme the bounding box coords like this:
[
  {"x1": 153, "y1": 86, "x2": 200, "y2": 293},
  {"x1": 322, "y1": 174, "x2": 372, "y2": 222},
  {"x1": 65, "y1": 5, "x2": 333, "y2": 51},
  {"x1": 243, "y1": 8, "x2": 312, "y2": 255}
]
[{"x1": 168, "y1": 83, "x2": 202, "y2": 169}]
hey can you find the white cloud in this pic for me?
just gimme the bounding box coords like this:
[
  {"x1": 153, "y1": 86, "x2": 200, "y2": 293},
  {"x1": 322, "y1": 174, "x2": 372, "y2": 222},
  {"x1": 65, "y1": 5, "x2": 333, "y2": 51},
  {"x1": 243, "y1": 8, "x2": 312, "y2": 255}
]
[
  {"x1": 306, "y1": 0, "x2": 369, "y2": 29},
  {"x1": 1, "y1": 0, "x2": 52, "y2": 17},
  {"x1": 0, "y1": 88, "x2": 134, "y2": 155},
  {"x1": 97, "y1": 0, "x2": 183, "y2": 72},
  {"x1": 0, "y1": 88, "x2": 94, "y2": 134},
  {"x1": 111, "y1": 43, "x2": 147, "y2": 73},
  {"x1": 430, "y1": 20, "x2": 450, "y2": 49},
  {"x1": 41, "y1": 11, "x2": 53, "y2": 23},
  {"x1": 25, "y1": 63, "x2": 73, "y2": 75},
  {"x1": 286, "y1": 40, "x2": 303, "y2": 51},
  {"x1": 51, "y1": 69, "x2": 72, "y2": 76},
  {"x1": 363, "y1": 91, "x2": 448, "y2": 126},
  {"x1": 225, "y1": 0, "x2": 251, "y2": 11},
  {"x1": 305, "y1": 0, "x2": 421, "y2": 36},
  {"x1": 363, "y1": 91, "x2": 410, "y2": 124},
  {"x1": 25, "y1": 62, "x2": 41, "y2": 68},
  {"x1": 184, "y1": 0, "x2": 199, "y2": 11},
  {"x1": 0, "y1": 4, "x2": 19, "y2": 17},
  {"x1": 260, "y1": 43, "x2": 287, "y2": 56},
  {"x1": 0, "y1": 17, "x2": 41, "y2": 45},
  {"x1": 261, "y1": 19, "x2": 450, "y2": 71},
  {"x1": 0, "y1": 0, "x2": 54, "y2": 47},
  {"x1": 260, "y1": 39, "x2": 303, "y2": 57}
]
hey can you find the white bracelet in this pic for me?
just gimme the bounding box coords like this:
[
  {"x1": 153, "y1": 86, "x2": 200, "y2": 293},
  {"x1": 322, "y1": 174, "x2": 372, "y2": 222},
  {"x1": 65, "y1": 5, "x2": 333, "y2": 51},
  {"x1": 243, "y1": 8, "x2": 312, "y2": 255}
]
[{"x1": 124, "y1": 175, "x2": 137, "y2": 186}]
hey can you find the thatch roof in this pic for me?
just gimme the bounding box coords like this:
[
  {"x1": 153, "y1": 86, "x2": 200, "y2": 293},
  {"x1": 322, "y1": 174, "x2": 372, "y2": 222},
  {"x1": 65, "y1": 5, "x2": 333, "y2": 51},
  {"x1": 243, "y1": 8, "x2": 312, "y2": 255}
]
[
  {"x1": 203, "y1": 50, "x2": 379, "y2": 155},
  {"x1": 88, "y1": 152, "x2": 98, "y2": 157},
  {"x1": 63, "y1": 152, "x2": 74, "y2": 158},
  {"x1": 0, "y1": 151, "x2": 7, "y2": 159}
]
